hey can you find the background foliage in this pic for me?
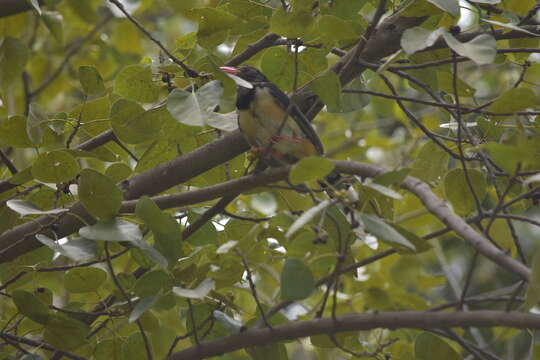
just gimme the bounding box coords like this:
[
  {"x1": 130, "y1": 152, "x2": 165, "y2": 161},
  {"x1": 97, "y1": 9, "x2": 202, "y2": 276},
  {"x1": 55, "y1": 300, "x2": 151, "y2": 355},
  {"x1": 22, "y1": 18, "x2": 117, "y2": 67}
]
[{"x1": 1, "y1": 0, "x2": 540, "y2": 359}]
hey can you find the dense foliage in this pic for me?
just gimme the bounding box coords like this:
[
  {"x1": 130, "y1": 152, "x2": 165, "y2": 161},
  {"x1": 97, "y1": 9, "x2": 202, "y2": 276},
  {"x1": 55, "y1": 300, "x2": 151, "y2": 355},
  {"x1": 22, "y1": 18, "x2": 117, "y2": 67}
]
[{"x1": 1, "y1": 0, "x2": 540, "y2": 359}]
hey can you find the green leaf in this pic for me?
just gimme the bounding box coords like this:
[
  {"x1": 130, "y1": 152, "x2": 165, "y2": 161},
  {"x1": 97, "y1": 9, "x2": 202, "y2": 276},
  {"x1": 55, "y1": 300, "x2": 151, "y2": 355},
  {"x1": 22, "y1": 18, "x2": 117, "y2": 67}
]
[
  {"x1": 42, "y1": 11, "x2": 63, "y2": 44},
  {"x1": 175, "y1": 31, "x2": 197, "y2": 50},
  {"x1": 0, "y1": 115, "x2": 33, "y2": 147},
  {"x1": 286, "y1": 199, "x2": 335, "y2": 238},
  {"x1": 105, "y1": 162, "x2": 132, "y2": 183},
  {"x1": 167, "y1": 80, "x2": 223, "y2": 127},
  {"x1": 80, "y1": 219, "x2": 142, "y2": 242},
  {"x1": 186, "y1": 214, "x2": 218, "y2": 246},
  {"x1": 114, "y1": 64, "x2": 159, "y2": 103},
  {"x1": 78, "y1": 169, "x2": 122, "y2": 220},
  {"x1": 32, "y1": 151, "x2": 80, "y2": 183},
  {"x1": 79, "y1": 66, "x2": 106, "y2": 96},
  {"x1": 360, "y1": 213, "x2": 416, "y2": 251},
  {"x1": 311, "y1": 71, "x2": 342, "y2": 109},
  {"x1": 425, "y1": 0, "x2": 460, "y2": 16},
  {"x1": 526, "y1": 250, "x2": 540, "y2": 309},
  {"x1": 173, "y1": 278, "x2": 215, "y2": 299},
  {"x1": 442, "y1": 32, "x2": 496, "y2": 65},
  {"x1": 0, "y1": 37, "x2": 30, "y2": 89},
  {"x1": 444, "y1": 168, "x2": 487, "y2": 216},
  {"x1": 289, "y1": 156, "x2": 335, "y2": 185},
  {"x1": 489, "y1": 88, "x2": 537, "y2": 113},
  {"x1": 12, "y1": 290, "x2": 50, "y2": 324},
  {"x1": 281, "y1": 258, "x2": 315, "y2": 300},
  {"x1": 415, "y1": 332, "x2": 460, "y2": 360},
  {"x1": 129, "y1": 296, "x2": 159, "y2": 323},
  {"x1": 135, "y1": 196, "x2": 183, "y2": 264},
  {"x1": 65, "y1": 0, "x2": 97, "y2": 23},
  {"x1": 7, "y1": 200, "x2": 69, "y2": 216},
  {"x1": 247, "y1": 342, "x2": 288, "y2": 360},
  {"x1": 43, "y1": 314, "x2": 90, "y2": 351},
  {"x1": 110, "y1": 99, "x2": 166, "y2": 144},
  {"x1": 187, "y1": 7, "x2": 238, "y2": 48},
  {"x1": 374, "y1": 168, "x2": 410, "y2": 186},
  {"x1": 318, "y1": 15, "x2": 358, "y2": 41},
  {"x1": 65, "y1": 267, "x2": 107, "y2": 293},
  {"x1": 261, "y1": 47, "x2": 295, "y2": 90},
  {"x1": 134, "y1": 270, "x2": 172, "y2": 297},
  {"x1": 213, "y1": 310, "x2": 243, "y2": 334},
  {"x1": 270, "y1": 7, "x2": 314, "y2": 38},
  {"x1": 401, "y1": 27, "x2": 444, "y2": 55},
  {"x1": 27, "y1": 103, "x2": 47, "y2": 145},
  {"x1": 329, "y1": 77, "x2": 369, "y2": 113},
  {"x1": 35, "y1": 234, "x2": 97, "y2": 261},
  {"x1": 410, "y1": 142, "x2": 449, "y2": 182}
]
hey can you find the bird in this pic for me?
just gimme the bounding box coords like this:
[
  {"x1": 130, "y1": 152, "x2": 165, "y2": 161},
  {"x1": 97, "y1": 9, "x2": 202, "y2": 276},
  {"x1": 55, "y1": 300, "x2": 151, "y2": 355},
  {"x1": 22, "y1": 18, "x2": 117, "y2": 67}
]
[{"x1": 219, "y1": 65, "x2": 324, "y2": 168}]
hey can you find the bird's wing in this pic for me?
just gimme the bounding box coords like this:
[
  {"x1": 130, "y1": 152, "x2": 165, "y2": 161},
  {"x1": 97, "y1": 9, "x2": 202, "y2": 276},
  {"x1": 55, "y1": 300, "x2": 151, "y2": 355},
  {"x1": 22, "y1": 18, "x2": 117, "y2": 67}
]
[{"x1": 261, "y1": 82, "x2": 325, "y2": 155}]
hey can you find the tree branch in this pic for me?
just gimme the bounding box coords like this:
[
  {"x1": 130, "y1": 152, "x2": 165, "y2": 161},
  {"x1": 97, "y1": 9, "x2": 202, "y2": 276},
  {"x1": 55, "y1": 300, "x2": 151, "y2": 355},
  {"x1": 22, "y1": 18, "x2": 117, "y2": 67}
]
[{"x1": 168, "y1": 311, "x2": 540, "y2": 360}]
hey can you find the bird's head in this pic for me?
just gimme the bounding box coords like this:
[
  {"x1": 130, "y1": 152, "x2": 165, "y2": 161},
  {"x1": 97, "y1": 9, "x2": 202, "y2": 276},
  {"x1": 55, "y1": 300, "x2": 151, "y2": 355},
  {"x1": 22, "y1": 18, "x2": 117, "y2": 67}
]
[{"x1": 219, "y1": 66, "x2": 268, "y2": 88}]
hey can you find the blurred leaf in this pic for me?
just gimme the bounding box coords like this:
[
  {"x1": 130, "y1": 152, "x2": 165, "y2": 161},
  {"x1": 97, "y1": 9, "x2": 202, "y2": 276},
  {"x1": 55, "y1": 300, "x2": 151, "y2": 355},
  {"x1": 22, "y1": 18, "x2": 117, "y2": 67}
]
[
  {"x1": 311, "y1": 71, "x2": 342, "y2": 109},
  {"x1": 80, "y1": 219, "x2": 142, "y2": 242},
  {"x1": 65, "y1": 0, "x2": 97, "y2": 23},
  {"x1": 110, "y1": 100, "x2": 166, "y2": 144},
  {"x1": 0, "y1": 115, "x2": 33, "y2": 147},
  {"x1": 410, "y1": 142, "x2": 449, "y2": 182},
  {"x1": 489, "y1": 88, "x2": 537, "y2": 113},
  {"x1": 444, "y1": 168, "x2": 487, "y2": 216},
  {"x1": 271, "y1": 7, "x2": 314, "y2": 38},
  {"x1": 35, "y1": 234, "x2": 97, "y2": 261},
  {"x1": 213, "y1": 310, "x2": 243, "y2": 334},
  {"x1": 129, "y1": 296, "x2": 159, "y2": 323},
  {"x1": 114, "y1": 64, "x2": 159, "y2": 103},
  {"x1": 65, "y1": 267, "x2": 107, "y2": 293},
  {"x1": 7, "y1": 200, "x2": 68, "y2": 216},
  {"x1": 79, "y1": 66, "x2": 106, "y2": 96},
  {"x1": 12, "y1": 290, "x2": 50, "y2": 324},
  {"x1": 261, "y1": 47, "x2": 295, "y2": 90},
  {"x1": 29, "y1": 0, "x2": 42, "y2": 14},
  {"x1": 374, "y1": 168, "x2": 410, "y2": 186},
  {"x1": 360, "y1": 213, "x2": 416, "y2": 251},
  {"x1": 43, "y1": 314, "x2": 90, "y2": 351},
  {"x1": 318, "y1": 15, "x2": 358, "y2": 41},
  {"x1": 329, "y1": 77, "x2": 370, "y2": 113},
  {"x1": 0, "y1": 37, "x2": 29, "y2": 89},
  {"x1": 32, "y1": 150, "x2": 80, "y2": 183},
  {"x1": 27, "y1": 103, "x2": 47, "y2": 144},
  {"x1": 526, "y1": 250, "x2": 540, "y2": 309},
  {"x1": 426, "y1": 0, "x2": 459, "y2": 16},
  {"x1": 415, "y1": 332, "x2": 460, "y2": 360},
  {"x1": 286, "y1": 199, "x2": 335, "y2": 238},
  {"x1": 289, "y1": 156, "x2": 335, "y2": 185},
  {"x1": 173, "y1": 278, "x2": 215, "y2": 299},
  {"x1": 42, "y1": 11, "x2": 63, "y2": 44},
  {"x1": 105, "y1": 162, "x2": 132, "y2": 182},
  {"x1": 167, "y1": 80, "x2": 223, "y2": 127},
  {"x1": 187, "y1": 7, "x2": 238, "y2": 48},
  {"x1": 401, "y1": 27, "x2": 445, "y2": 55},
  {"x1": 78, "y1": 168, "x2": 122, "y2": 220},
  {"x1": 281, "y1": 258, "x2": 315, "y2": 300},
  {"x1": 135, "y1": 196, "x2": 183, "y2": 264},
  {"x1": 442, "y1": 32, "x2": 496, "y2": 65}
]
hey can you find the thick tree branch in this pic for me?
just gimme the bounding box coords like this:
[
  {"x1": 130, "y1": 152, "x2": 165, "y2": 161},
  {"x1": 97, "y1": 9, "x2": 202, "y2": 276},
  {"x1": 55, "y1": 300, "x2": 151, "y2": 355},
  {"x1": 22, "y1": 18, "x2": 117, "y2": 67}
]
[
  {"x1": 168, "y1": 311, "x2": 540, "y2": 360},
  {"x1": 0, "y1": 0, "x2": 43, "y2": 18}
]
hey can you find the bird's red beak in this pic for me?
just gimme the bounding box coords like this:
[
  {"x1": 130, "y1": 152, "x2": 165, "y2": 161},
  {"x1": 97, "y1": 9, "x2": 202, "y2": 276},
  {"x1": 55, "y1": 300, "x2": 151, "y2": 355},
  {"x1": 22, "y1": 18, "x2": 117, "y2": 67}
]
[{"x1": 219, "y1": 66, "x2": 241, "y2": 75}]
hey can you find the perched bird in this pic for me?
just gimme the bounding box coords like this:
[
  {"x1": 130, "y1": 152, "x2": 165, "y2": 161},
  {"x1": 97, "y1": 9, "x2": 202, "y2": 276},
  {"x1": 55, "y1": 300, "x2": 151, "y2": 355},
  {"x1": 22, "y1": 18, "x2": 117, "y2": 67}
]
[{"x1": 219, "y1": 65, "x2": 324, "y2": 167}]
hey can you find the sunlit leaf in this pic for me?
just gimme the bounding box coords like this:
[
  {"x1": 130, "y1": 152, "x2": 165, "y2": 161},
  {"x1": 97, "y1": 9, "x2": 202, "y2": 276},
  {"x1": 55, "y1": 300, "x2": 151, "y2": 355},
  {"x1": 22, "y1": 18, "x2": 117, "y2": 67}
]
[{"x1": 173, "y1": 278, "x2": 215, "y2": 299}]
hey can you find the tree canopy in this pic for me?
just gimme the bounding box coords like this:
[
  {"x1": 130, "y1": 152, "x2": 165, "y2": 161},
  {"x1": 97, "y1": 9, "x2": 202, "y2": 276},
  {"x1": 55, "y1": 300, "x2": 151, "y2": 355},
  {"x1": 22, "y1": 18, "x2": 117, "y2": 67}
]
[{"x1": 1, "y1": 0, "x2": 540, "y2": 359}]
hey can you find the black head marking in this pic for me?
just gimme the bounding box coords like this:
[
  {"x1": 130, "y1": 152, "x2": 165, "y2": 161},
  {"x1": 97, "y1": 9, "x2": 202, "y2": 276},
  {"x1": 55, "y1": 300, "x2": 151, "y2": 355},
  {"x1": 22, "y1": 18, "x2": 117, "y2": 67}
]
[{"x1": 235, "y1": 66, "x2": 269, "y2": 83}]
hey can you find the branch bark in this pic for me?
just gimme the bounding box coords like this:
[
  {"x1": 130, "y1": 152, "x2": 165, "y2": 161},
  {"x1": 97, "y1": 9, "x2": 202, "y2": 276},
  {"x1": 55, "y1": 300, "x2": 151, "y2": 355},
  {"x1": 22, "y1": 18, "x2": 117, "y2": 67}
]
[
  {"x1": 0, "y1": 0, "x2": 42, "y2": 18},
  {"x1": 168, "y1": 311, "x2": 540, "y2": 360}
]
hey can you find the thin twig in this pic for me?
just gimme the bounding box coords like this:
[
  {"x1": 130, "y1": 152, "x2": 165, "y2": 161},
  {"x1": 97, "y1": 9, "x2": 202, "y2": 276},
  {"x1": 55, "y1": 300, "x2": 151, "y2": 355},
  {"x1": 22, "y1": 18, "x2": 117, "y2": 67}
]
[
  {"x1": 29, "y1": 14, "x2": 114, "y2": 97},
  {"x1": 108, "y1": 0, "x2": 199, "y2": 77},
  {"x1": 236, "y1": 249, "x2": 272, "y2": 329}
]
